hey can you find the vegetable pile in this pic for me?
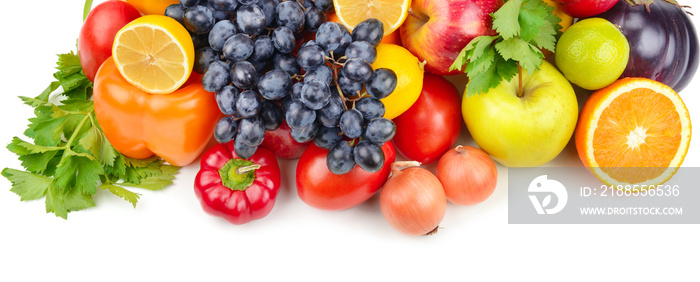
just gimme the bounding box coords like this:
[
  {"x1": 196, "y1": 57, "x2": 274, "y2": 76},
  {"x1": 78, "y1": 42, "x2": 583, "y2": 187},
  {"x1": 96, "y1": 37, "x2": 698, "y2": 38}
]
[{"x1": 2, "y1": 0, "x2": 697, "y2": 236}]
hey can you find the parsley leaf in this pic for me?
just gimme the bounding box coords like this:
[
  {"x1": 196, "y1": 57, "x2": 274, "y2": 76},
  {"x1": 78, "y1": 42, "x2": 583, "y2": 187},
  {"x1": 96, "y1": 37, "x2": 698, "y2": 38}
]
[
  {"x1": 451, "y1": 0, "x2": 563, "y2": 97},
  {"x1": 3, "y1": 51, "x2": 180, "y2": 219}
]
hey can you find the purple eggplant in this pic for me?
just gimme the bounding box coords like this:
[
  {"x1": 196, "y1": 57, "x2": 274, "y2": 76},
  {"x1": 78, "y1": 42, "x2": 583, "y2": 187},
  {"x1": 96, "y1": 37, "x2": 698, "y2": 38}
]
[{"x1": 595, "y1": 0, "x2": 698, "y2": 92}]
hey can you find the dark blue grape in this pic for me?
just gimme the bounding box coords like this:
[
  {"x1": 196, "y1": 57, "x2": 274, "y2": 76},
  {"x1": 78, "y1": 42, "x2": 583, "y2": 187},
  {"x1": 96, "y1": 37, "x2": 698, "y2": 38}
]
[
  {"x1": 275, "y1": 1, "x2": 305, "y2": 33},
  {"x1": 208, "y1": 20, "x2": 236, "y2": 51},
  {"x1": 235, "y1": 90, "x2": 262, "y2": 117},
  {"x1": 291, "y1": 82, "x2": 304, "y2": 101},
  {"x1": 184, "y1": 5, "x2": 215, "y2": 34},
  {"x1": 334, "y1": 25, "x2": 352, "y2": 55},
  {"x1": 204, "y1": 3, "x2": 232, "y2": 21},
  {"x1": 257, "y1": 69, "x2": 292, "y2": 100},
  {"x1": 353, "y1": 140, "x2": 384, "y2": 172},
  {"x1": 338, "y1": 71, "x2": 363, "y2": 97},
  {"x1": 234, "y1": 136, "x2": 258, "y2": 159},
  {"x1": 316, "y1": 22, "x2": 343, "y2": 51},
  {"x1": 317, "y1": 95, "x2": 344, "y2": 127},
  {"x1": 285, "y1": 101, "x2": 316, "y2": 129},
  {"x1": 314, "y1": 0, "x2": 333, "y2": 12},
  {"x1": 366, "y1": 68, "x2": 397, "y2": 99},
  {"x1": 355, "y1": 97, "x2": 385, "y2": 122},
  {"x1": 300, "y1": 80, "x2": 331, "y2": 110},
  {"x1": 230, "y1": 61, "x2": 259, "y2": 89},
  {"x1": 248, "y1": 58, "x2": 268, "y2": 74},
  {"x1": 216, "y1": 86, "x2": 239, "y2": 115},
  {"x1": 223, "y1": 34, "x2": 254, "y2": 62},
  {"x1": 238, "y1": 0, "x2": 258, "y2": 5},
  {"x1": 339, "y1": 109, "x2": 363, "y2": 139},
  {"x1": 273, "y1": 53, "x2": 301, "y2": 76},
  {"x1": 214, "y1": 116, "x2": 239, "y2": 143},
  {"x1": 297, "y1": 44, "x2": 326, "y2": 71},
  {"x1": 299, "y1": 0, "x2": 313, "y2": 9},
  {"x1": 352, "y1": 18, "x2": 384, "y2": 46},
  {"x1": 314, "y1": 127, "x2": 342, "y2": 149},
  {"x1": 191, "y1": 33, "x2": 210, "y2": 50},
  {"x1": 342, "y1": 58, "x2": 373, "y2": 83},
  {"x1": 304, "y1": 65, "x2": 332, "y2": 85},
  {"x1": 165, "y1": 4, "x2": 186, "y2": 25},
  {"x1": 194, "y1": 47, "x2": 220, "y2": 74},
  {"x1": 304, "y1": 7, "x2": 326, "y2": 32},
  {"x1": 327, "y1": 141, "x2": 355, "y2": 175},
  {"x1": 258, "y1": 0, "x2": 279, "y2": 27},
  {"x1": 236, "y1": 4, "x2": 266, "y2": 36},
  {"x1": 209, "y1": 0, "x2": 238, "y2": 11},
  {"x1": 238, "y1": 116, "x2": 265, "y2": 147},
  {"x1": 260, "y1": 101, "x2": 283, "y2": 130},
  {"x1": 365, "y1": 118, "x2": 395, "y2": 144},
  {"x1": 272, "y1": 26, "x2": 296, "y2": 53},
  {"x1": 281, "y1": 95, "x2": 294, "y2": 113},
  {"x1": 180, "y1": 0, "x2": 201, "y2": 8},
  {"x1": 251, "y1": 35, "x2": 275, "y2": 62},
  {"x1": 291, "y1": 121, "x2": 319, "y2": 143},
  {"x1": 202, "y1": 61, "x2": 230, "y2": 92},
  {"x1": 345, "y1": 41, "x2": 377, "y2": 63}
]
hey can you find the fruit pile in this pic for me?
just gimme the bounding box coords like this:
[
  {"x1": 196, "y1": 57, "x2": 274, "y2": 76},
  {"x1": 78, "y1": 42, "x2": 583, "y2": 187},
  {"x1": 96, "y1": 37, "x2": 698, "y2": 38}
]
[{"x1": 2, "y1": 0, "x2": 697, "y2": 236}]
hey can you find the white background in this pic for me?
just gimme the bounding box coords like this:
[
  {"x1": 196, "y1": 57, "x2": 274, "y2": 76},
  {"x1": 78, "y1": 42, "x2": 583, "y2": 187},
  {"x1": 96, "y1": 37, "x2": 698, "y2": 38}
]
[{"x1": 1, "y1": 1, "x2": 698, "y2": 281}]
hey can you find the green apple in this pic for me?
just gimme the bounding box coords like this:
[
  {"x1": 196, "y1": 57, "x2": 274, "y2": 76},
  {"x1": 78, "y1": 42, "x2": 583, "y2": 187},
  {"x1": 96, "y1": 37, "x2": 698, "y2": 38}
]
[{"x1": 462, "y1": 61, "x2": 578, "y2": 167}]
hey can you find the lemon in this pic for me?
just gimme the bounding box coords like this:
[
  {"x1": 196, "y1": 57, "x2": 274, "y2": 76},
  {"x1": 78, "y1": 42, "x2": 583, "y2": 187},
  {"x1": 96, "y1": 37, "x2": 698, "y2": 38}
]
[
  {"x1": 371, "y1": 44, "x2": 424, "y2": 120},
  {"x1": 333, "y1": 0, "x2": 410, "y2": 35},
  {"x1": 555, "y1": 18, "x2": 629, "y2": 90},
  {"x1": 112, "y1": 15, "x2": 195, "y2": 94}
]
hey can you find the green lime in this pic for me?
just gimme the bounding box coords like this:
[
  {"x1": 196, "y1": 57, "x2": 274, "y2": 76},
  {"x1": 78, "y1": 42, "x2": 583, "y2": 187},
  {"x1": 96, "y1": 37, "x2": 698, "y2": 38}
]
[{"x1": 555, "y1": 18, "x2": 630, "y2": 90}]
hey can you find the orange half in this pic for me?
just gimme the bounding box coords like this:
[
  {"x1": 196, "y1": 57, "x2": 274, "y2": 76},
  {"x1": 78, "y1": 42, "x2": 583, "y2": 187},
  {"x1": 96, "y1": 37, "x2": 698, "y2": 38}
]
[{"x1": 575, "y1": 78, "x2": 692, "y2": 189}]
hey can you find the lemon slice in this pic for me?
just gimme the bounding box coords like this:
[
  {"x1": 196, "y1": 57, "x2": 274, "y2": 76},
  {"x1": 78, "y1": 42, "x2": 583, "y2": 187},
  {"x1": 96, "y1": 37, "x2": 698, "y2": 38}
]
[
  {"x1": 112, "y1": 15, "x2": 194, "y2": 94},
  {"x1": 333, "y1": 0, "x2": 410, "y2": 36}
]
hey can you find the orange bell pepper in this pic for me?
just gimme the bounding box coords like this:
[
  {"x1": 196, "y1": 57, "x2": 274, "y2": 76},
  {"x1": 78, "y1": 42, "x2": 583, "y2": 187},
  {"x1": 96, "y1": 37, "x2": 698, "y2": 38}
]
[{"x1": 93, "y1": 57, "x2": 220, "y2": 166}]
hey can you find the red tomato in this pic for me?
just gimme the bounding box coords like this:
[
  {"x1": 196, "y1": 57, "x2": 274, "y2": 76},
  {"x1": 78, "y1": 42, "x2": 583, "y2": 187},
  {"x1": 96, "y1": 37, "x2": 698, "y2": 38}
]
[
  {"x1": 296, "y1": 142, "x2": 396, "y2": 211},
  {"x1": 79, "y1": 1, "x2": 141, "y2": 82},
  {"x1": 392, "y1": 73, "x2": 462, "y2": 164}
]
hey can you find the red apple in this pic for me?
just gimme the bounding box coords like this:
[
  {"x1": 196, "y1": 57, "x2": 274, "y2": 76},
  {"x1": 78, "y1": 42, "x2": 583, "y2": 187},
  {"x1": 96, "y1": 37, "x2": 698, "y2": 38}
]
[
  {"x1": 259, "y1": 120, "x2": 310, "y2": 159},
  {"x1": 399, "y1": 0, "x2": 503, "y2": 75},
  {"x1": 555, "y1": 0, "x2": 617, "y2": 18}
]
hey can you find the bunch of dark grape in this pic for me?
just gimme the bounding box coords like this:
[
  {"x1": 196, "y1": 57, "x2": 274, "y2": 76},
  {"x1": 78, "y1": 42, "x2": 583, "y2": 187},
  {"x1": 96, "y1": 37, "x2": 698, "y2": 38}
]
[{"x1": 165, "y1": 0, "x2": 397, "y2": 175}]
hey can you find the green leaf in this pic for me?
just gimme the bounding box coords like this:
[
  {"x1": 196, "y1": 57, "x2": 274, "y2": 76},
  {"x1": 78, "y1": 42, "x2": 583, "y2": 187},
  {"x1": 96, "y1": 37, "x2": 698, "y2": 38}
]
[
  {"x1": 104, "y1": 154, "x2": 127, "y2": 180},
  {"x1": 100, "y1": 184, "x2": 140, "y2": 208},
  {"x1": 45, "y1": 184, "x2": 95, "y2": 219},
  {"x1": 31, "y1": 115, "x2": 68, "y2": 147},
  {"x1": 19, "y1": 151, "x2": 60, "y2": 174},
  {"x1": 494, "y1": 38, "x2": 543, "y2": 74},
  {"x1": 125, "y1": 156, "x2": 162, "y2": 168},
  {"x1": 57, "y1": 52, "x2": 82, "y2": 71},
  {"x1": 518, "y1": 0, "x2": 548, "y2": 42},
  {"x1": 2, "y1": 168, "x2": 51, "y2": 201},
  {"x1": 495, "y1": 56, "x2": 520, "y2": 83},
  {"x1": 78, "y1": 126, "x2": 118, "y2": 166},
  {"x1": 465, "y1": 62, "x2": 502, "y2": 97},
  {"x1": 36, "y1": 81, "x2": 61, "y2": 104},
  {"x1": 492, "y1": 0, "x2": 522, "y2": 40},
  {"x1": 121, "y1": 164, "x2": 179, "y2": 191},
  {"x1": 54, "y1": 155, "x2": 103, "y2": 195}
]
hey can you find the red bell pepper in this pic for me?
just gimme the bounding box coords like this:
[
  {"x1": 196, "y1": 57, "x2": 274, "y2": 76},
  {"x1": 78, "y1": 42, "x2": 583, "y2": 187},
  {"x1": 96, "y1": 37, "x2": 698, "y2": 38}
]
[{"x1": 194, "y1": 142, "x2": 281, "y2": 225}]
